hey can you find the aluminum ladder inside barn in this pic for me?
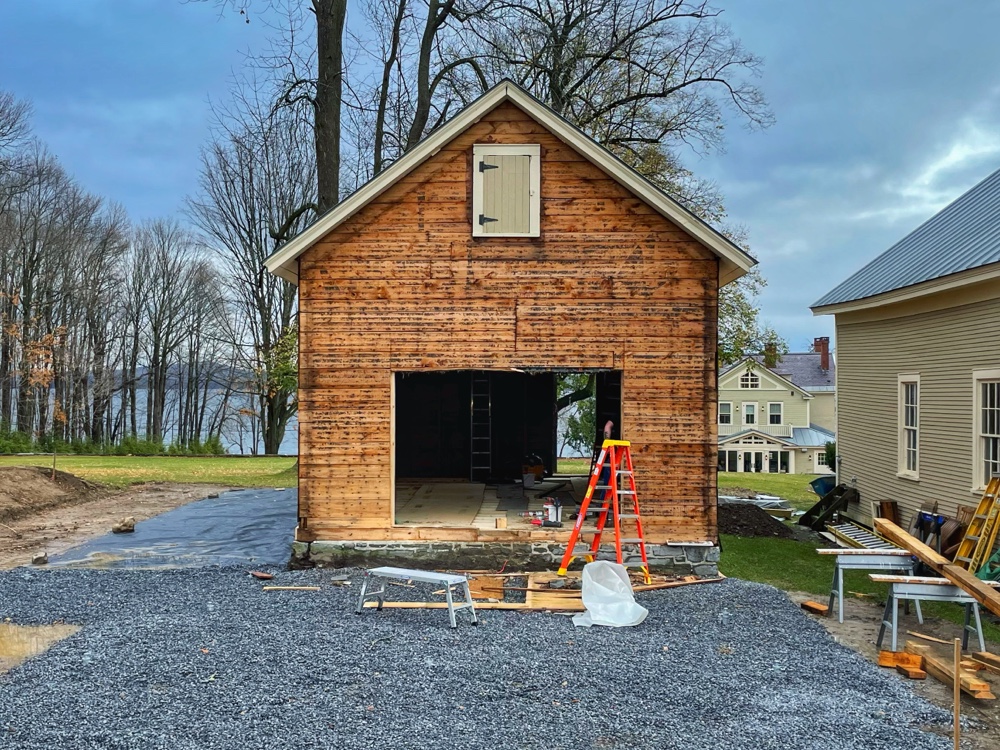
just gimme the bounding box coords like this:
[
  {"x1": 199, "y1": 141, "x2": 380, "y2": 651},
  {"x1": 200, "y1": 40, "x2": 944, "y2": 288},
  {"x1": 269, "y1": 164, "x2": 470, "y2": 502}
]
[{"x1": 557, "y1": 439, "x2": 651, "y2": 584}]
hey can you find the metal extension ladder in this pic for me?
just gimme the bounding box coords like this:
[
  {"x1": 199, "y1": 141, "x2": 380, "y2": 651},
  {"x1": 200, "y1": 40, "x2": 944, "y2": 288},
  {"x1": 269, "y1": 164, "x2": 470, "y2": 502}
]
[{"x1": 557, "y1": 439, "x2": 651, "y2": 583}]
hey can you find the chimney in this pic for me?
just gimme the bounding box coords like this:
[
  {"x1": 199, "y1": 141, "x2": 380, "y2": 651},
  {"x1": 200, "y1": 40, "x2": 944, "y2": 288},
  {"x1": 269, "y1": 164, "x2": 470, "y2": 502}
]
[
  {"x1": 763, "y1": 342, "x2": 778, "y2": 368},
  {"x1": 814, "y1": 337, "x2": 830, "y2": 371}
]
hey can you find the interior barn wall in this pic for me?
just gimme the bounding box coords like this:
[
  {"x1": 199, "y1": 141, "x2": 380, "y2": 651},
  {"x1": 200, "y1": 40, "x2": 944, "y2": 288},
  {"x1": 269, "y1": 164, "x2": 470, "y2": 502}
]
[
  {"x1": 392, "y1": 370, "x2": 556, "y2": 482},
  {"x1": 296, "y1": 101, "x2": 720, "y2": 544}
]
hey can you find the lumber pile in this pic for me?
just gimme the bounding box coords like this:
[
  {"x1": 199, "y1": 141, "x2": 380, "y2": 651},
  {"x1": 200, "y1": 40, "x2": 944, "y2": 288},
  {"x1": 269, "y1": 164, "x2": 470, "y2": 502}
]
[{"x1": 903, "y1": 642, "x2": 995, "y2": 700}]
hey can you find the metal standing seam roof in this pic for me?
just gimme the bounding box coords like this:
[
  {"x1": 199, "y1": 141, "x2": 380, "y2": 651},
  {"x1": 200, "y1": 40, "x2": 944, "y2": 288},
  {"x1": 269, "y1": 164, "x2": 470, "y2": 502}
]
[
  {"x1": 791, "y1": 425, "x2": 835, "y2": 447},
  {"x1": 812, "y1": 165, "x2": 1000, "y2": 308}
]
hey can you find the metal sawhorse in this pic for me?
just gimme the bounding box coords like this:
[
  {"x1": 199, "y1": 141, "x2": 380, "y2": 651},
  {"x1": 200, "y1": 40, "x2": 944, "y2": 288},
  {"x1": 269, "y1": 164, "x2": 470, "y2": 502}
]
[
  {"x1": 818, "y1": 548, "x2": 918, "y2": 623},
  {"x1": 356, "y1": 566, "x2": 479, "y2": 628},
  {"x1": 869, "y1": 574, "x2": 988, "y2": 652}
]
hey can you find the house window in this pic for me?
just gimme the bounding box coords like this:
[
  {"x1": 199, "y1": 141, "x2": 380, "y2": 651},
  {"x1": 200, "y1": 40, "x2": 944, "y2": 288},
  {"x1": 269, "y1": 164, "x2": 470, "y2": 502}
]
[
  {"x1": 898, "y1": 374, "x2": 919, "y2": 478},
  {"x1": 743, "y1": 402, "x2": 756, "y2": 425},
  {"x1": 817, "y1": 452, "x2": 828, "y2": 467},
  {"x1": 472, "y1": 144, "x2": 540, "y2": 237},
  {"x1": 719, "y1": 402, "x2": 732, "y2": 425},
  {"x1": 768, "y1": 403, "x2": 782, "y2": 425},
  {"x1": 974, "y1": 370, "x2": 1000, "y2": 489},
  {"x1": 739, "y1": 370, "x2": 759, "y2": 389}
]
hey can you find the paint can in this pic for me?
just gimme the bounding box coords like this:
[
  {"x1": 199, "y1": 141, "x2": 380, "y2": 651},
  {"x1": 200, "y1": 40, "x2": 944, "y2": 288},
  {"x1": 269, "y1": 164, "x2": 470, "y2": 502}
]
[{"x1": 544, "y1": 498, "x2": 562, "y2": 523}]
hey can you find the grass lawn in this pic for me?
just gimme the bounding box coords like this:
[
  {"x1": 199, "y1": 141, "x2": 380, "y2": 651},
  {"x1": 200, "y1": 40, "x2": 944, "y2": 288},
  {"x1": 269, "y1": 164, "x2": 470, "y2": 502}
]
[
  {"x1": 721, "y1": 533, "x2": 1000, "y2": 643},
  {"x1": 557, "y1": 457, "x2": 591, "y2": 473},
  {"x1": 718, "y1": 471, "x2": 824, "y2": 510},
  {"x1": 0, "y1": 455, "x2": 298, "y2": 489}
]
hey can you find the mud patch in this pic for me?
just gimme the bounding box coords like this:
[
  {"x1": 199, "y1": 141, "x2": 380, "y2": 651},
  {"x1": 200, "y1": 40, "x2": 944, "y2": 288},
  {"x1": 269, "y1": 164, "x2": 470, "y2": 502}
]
[
  {"x1": 0, "y1": 466, "x2": 102, "y2": 524},
  {"x1": 0, "y1": 622, "x2": 81, "y2": 672}
]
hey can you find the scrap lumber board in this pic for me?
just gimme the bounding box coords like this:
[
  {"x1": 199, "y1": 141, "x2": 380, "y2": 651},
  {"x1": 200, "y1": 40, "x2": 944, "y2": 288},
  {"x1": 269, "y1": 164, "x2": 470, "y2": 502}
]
[
  {"x1": 971, "y1": 652, "x2": 1000, "y2": 676},
  {"x1": 878, "y1": 650, "x2": 924, "y2": 669},
  {"x1": 904, "y1": 642, "x2": 996, "y2": 699},
  {"x1": 801, "y1": 601, "x2": 830, "y2": 616},
  {"x1": 895, "y1": 664, "x2": 927, "y2": 680},
  {"x1": 874, "y1": 518, "x2": 1000, "y2": 619}
]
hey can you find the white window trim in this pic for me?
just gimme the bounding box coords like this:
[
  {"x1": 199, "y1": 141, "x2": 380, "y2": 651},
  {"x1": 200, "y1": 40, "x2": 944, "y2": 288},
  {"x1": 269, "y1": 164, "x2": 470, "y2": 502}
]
[
  {"x1": 471, "y1": 144, "x2": 540, "y2": 237},
  {"x1": 767, "y1": 401, "x2": 783, "y2": 425},
  {"x1": 739, "y1": 370, "x2": 760, "y2": 389},
  {"x1": 718, "y1": 401, "x2": 732, "y2": 425},
  {"x1": 742, "y1": 401, "x2": 757, "y2": 426},
  {"x1": 897, "y1": 373, "x2": 920, "y2": 480},
  {"x1": 972, "y1": 368, "x2": 1000, "y2": 492}
]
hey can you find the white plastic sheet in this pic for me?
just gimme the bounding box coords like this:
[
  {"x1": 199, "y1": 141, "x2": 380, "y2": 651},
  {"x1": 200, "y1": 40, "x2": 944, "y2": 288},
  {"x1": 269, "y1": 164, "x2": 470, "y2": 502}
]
[{"x1": 571, "y1": 561, "x2": 649, "y2": 627}]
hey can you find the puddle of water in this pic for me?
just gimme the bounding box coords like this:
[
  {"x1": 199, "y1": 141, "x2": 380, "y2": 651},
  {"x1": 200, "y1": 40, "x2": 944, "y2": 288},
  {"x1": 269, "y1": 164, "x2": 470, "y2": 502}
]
[{"x1": 0, "y1": 622, "x2": 81, "y2": 672}]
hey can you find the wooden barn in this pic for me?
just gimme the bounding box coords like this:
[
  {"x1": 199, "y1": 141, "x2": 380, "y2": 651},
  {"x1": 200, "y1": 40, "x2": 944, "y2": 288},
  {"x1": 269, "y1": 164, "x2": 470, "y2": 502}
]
[{"x1": 265, "y1": 81, "x2": 755, "y2": 570}]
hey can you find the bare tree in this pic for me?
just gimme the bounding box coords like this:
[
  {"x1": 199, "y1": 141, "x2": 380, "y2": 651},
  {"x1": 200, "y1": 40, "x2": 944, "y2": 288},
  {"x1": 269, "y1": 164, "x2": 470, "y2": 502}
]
[{"x1": 187, "y1": 76, "x2": 312, "y2": 454}]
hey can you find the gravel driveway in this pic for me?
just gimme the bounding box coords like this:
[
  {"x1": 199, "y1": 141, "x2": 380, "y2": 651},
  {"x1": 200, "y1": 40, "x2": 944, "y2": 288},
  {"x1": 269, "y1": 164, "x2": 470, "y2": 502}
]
[{"x1": 0, "y1": 568, "x2": 951, "y2": 749}]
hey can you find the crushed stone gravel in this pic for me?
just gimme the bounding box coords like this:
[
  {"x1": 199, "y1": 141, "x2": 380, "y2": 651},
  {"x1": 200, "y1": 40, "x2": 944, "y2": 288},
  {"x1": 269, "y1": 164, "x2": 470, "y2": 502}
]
[{"x1": 0, "y1": 568, "x2": 952, "y2": 749}]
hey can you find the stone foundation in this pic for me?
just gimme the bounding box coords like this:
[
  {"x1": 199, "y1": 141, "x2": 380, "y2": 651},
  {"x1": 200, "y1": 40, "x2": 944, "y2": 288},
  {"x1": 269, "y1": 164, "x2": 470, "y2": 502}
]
[{"x1": 290, "y1": 540, "x2": 719, "y2": 577}]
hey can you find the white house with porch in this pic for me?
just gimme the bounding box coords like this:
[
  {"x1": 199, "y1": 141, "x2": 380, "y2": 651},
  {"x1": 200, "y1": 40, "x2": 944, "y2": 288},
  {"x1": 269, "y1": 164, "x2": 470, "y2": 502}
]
[{"x1": 718, "y1": 338, "x2": 836, "y2": 475}]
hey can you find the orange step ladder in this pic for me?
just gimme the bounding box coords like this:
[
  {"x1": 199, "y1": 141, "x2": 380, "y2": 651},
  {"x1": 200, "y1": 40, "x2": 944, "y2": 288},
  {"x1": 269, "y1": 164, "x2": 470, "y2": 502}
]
[{"x1": 557, "y1": 439, "x2": 651, "y2": 583}]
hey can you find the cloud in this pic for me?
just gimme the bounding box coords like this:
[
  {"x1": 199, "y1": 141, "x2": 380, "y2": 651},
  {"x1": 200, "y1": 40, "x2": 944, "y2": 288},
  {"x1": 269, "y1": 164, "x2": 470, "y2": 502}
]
[{"x1": 852, "y1": 115, "x2": 1000, "y2": 226}]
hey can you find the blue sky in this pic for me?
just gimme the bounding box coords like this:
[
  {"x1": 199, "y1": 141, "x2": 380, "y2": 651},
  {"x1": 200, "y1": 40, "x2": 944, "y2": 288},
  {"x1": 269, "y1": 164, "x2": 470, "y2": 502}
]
[{"x1": 3, "y1": 1, "x2": 1000, "y2": 350}]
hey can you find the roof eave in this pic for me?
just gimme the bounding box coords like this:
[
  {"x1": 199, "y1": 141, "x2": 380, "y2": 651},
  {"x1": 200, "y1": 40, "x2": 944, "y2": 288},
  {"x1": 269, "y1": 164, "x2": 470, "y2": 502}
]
[{"x1": 812, "y1": 259, "x2": 1000, "y2": 316}]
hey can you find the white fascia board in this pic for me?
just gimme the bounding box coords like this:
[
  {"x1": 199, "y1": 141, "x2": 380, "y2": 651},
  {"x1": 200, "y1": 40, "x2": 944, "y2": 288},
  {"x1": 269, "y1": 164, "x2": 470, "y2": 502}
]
[
  {"x1": 264, "y1": 81, "x2": 756, "y2": 286},
  {"x1": 811, "y1": 262, "x2": 1000, "y2": 316}
]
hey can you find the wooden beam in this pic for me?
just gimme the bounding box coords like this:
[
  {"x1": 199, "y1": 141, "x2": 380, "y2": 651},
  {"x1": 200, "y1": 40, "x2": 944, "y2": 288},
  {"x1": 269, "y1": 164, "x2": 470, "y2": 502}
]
[{"x1": 874, "y1": 519, "x2": 1000, "y2": 619}]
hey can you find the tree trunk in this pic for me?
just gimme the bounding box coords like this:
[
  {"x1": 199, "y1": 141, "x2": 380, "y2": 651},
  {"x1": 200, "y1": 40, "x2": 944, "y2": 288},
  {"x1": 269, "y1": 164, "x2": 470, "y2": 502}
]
[{"x1": 313, "y1": 0, "x2": 347, "y2": 212}]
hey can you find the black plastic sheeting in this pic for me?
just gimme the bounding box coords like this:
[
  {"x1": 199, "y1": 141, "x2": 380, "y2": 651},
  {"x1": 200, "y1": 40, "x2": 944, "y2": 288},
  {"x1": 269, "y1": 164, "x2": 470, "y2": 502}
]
[{"x1": 51, "y1": 489, "x2": 297, "y2": 568}]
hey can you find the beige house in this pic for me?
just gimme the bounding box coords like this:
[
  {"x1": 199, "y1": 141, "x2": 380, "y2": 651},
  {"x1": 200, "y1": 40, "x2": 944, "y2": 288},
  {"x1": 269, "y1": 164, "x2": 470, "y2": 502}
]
[
  {"x1": 718, "y1": 338, "x2": 836, "y2": 475},
  {"x1": 812, "y1": 165, "x2": 1000, "y2": 526}
]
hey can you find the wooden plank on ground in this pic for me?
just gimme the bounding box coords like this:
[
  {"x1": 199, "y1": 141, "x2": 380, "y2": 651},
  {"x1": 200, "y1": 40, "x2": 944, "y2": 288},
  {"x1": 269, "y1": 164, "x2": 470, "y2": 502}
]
[
  {"x1": 801, "y1": 601, "x2": 830, "y2": 616},
  {"x1": 874, "y1": 519, "x2": 1000, "y2": 619}
]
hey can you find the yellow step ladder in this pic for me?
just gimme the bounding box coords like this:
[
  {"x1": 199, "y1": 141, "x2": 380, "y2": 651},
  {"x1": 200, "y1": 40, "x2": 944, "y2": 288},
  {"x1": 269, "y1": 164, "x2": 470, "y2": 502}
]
[{"x1": 954, "y1": 476, "x2": 1000, "y2": 572}]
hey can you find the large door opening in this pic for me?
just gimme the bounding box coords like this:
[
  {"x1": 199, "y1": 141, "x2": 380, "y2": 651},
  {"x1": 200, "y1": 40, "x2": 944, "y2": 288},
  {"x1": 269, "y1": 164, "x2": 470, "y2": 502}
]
[{"x1": 393, "y1": 369, "x2": 621, "y2": 528}]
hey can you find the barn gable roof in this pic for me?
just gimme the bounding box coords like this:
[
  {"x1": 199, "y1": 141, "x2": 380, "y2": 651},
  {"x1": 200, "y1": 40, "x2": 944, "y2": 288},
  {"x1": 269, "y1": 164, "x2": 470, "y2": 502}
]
[{"x1": 264, "y1": 80, "x2": 755, "y2": 286}]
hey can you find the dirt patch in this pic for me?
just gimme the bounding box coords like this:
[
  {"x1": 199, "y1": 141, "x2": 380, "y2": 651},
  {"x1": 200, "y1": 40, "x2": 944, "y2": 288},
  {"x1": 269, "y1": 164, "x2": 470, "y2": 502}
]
[
  {"x1": 788, "y1": 590, "x2": 1000, "y2": 749},
  {"x1": 0, "y1": 473, "x2": 232, "y2": 570},
  {"x1": 0, "y1": 466, "x2": 102, "y2": 523},
  {"x1": 718, "y1": 502, "x2": 794, "y2": 538}
]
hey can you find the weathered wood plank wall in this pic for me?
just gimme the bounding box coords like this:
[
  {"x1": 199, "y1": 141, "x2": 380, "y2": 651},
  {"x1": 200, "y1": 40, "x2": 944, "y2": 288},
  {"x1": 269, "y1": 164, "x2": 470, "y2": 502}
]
[{"x1": 297, "y1": 102, "x2": 719, "y2": 544}]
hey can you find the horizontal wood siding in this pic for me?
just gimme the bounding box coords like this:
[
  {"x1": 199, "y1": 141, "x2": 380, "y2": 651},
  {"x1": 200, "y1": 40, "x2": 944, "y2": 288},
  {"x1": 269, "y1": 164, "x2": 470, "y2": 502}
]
[
  {"x1": 297, "y1": 101, "x2": 719, "y2": 544},
  {"x1": 837, "y1": 295, "x2": 1000, "y2": 526}
]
